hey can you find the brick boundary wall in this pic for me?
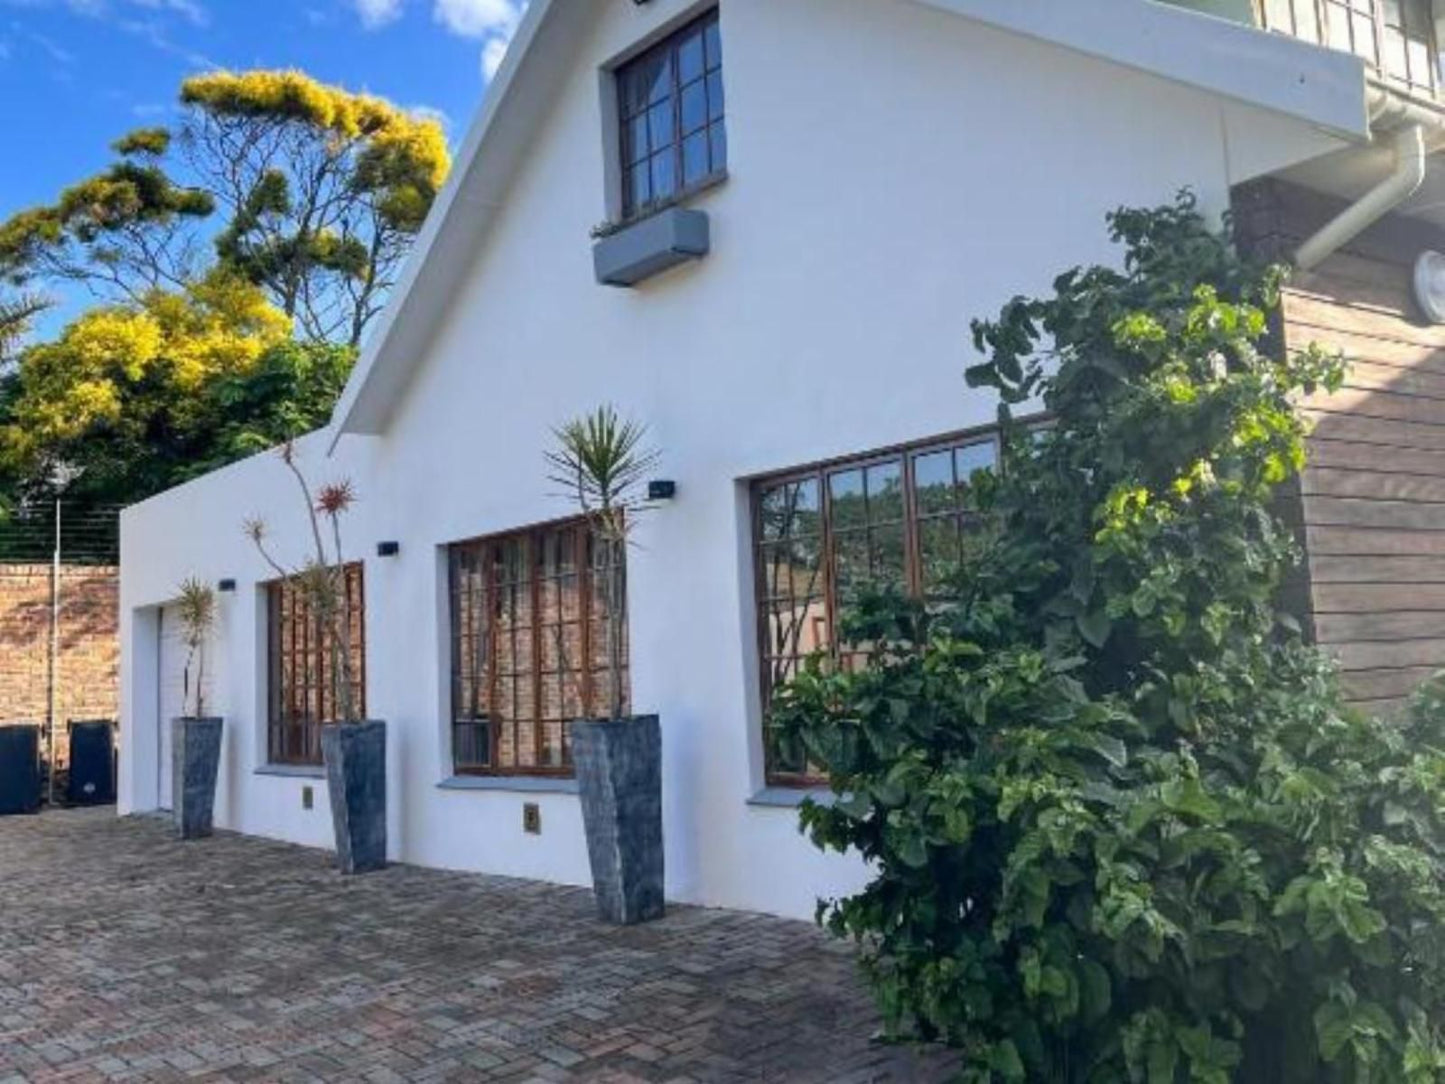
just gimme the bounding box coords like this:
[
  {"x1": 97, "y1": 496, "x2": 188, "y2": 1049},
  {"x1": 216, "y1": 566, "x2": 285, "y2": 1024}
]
[{"x1": 0, "y1": 564, "x2": 119, "y2": 773}]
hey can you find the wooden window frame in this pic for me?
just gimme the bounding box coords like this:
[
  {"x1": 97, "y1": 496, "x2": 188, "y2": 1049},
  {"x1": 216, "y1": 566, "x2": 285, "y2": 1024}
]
[
  {"x1": 1259, "y1": 0, "x2": 1439, "y2": 97},
  {"x1": 448, "y1": 516, "x2": 626, "y2": 779},
  {"x1": 615, "y1": 8, "x2": 727, "y2": 222},
  {"x1": 751, "y1": 426, "x2": 1005, "y2": 787},
  {"x1": 265, "y1": 562, "x2": 366, "y2": 767}
]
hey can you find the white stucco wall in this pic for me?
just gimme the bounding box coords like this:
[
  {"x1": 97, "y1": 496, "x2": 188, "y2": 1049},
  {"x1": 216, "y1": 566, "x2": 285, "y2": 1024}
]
[{"x1": 120, "y1": 0, "x2": 1348, "y2": 918}]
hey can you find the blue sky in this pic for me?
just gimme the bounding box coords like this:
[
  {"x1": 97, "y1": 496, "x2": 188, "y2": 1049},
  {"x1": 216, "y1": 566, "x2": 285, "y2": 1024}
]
[{"x1": 0, "y1": 0, "x2": 525, "y2": 240}]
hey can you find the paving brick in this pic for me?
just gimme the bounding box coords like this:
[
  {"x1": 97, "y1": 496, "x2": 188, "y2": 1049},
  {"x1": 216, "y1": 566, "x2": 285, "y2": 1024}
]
[{"x1": 0, "y1": 810, "x2": 959, "y2": 1082}]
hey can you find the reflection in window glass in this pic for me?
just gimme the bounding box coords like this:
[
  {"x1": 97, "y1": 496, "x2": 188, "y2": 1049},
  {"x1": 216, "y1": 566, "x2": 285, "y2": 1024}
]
[
  {"x1": 752, "y1": 432, "x2": 1004, "y2": 781},
  {"x1": 450, "y1": 520, "x2": 625, "y2": 777},
  {"x1": 616, "y1": 9, "x2": 727, "y2": 219}
]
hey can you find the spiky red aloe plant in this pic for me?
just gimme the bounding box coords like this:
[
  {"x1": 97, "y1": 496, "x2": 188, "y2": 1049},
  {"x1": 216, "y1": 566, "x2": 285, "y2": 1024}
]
[{"x1": 245, "y1": 442, "x2": 362, "y2": 723}]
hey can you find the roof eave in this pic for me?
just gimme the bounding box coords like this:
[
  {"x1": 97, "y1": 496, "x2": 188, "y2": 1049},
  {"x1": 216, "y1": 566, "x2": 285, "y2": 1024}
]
[
  {"x1": 919, "y1": 0, "x2": 1369, "y2": 141},
  {"x1": 326, "y1": 0, "x2": 569, "y2": 451}
]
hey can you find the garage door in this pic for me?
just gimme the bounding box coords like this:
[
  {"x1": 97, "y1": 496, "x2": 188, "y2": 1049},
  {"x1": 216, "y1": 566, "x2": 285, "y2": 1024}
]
[{"x1": 156, "y1": 605, "x2": 188, "y2": 811}]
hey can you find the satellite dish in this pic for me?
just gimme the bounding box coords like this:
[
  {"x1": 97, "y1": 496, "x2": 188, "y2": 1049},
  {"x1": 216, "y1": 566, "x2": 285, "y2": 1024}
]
[{"x1": 1414, "y1": 250, "x2": 1445, "y2": 324}]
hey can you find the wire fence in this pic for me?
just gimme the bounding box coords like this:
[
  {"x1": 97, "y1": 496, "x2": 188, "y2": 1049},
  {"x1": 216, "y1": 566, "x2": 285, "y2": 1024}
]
[
  {"x1": 0, "y1": 502, "x2": 120, "y2": 805},
  {"x1": 0, "y1": 501, "x2": 121, "y2": 565}
]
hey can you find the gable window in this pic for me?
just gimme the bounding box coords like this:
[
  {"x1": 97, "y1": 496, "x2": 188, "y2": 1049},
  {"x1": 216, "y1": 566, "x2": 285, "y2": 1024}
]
[
  {"x1": 752, "y1": 432, "x2": 1000, "y2": 784},
  {"x1": 449, "y1": 519, "x2": 627, "y2": 777},
  {"x1": 617, "y1": 9, "x2": 726, "y2": 220},
  {"x1": 266, "y1": 564, "x2": 366, "y2": 766}
]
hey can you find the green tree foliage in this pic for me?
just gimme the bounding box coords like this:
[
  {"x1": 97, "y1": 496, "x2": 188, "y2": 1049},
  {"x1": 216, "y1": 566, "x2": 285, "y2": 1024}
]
[
  {"x1": 0, "y1": 69, "x2": 449, "y2": 347},
  {"x1": 0, "y1": 292, "x2": 48, "y2": 365},
  {"x1": 773, "y1": 195, "x2": 1445, "y2": 1082},
  {"x1": 0, "y1": 68, "x2": 435, "y2": 506},
  {"x1": 188, "y1": 338, "x2": 355, "y2": 479},
  {"x1": 0, "y1": 131, "x2": 214, "y2": 300},
  {"x1": 0, "y1": 277, "x2": 351, "y2": 506}
]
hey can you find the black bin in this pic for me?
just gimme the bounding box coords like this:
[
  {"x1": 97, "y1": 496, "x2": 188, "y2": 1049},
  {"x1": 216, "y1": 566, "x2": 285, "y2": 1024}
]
[
  {"x1": 67, "y1": 720, "x2": 116, "y2": 806},
  {"x1": 0, "y1": 725, "x2": 41, "y2": 815}
]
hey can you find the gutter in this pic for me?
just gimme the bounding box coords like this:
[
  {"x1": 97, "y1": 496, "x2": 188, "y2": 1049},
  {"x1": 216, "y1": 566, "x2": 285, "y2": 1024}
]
[{"x1": 1293, "y1": 85, "x2": 1443, "y2": 271}]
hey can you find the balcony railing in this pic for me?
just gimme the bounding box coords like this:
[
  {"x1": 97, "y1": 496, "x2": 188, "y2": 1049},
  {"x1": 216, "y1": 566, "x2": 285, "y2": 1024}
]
[{"x1": 1260, "y1": 0, "x2": 1439, "y2": 98}]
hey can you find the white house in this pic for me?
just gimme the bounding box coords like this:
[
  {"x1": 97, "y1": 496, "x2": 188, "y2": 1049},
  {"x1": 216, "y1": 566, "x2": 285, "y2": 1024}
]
[{"x1": 119, "y1": 0, "x2": 1445, "y2": 920}]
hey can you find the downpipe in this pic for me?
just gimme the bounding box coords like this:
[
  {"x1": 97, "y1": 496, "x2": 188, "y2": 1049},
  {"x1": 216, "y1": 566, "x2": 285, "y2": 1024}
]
[{"x1": 1293, "y1": 120, "x2": 1427, "y2": 272}]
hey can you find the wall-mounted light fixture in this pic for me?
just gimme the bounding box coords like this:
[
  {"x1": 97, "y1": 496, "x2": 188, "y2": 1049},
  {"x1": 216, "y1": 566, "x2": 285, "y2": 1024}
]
[
  {"x1": 217, "y1": 578, "x2": 237, "y2": 593},
  {"x1": 376, "y1": 541, "x2": 400, "y2": 558},
  {"x1": 648, "y1": 480, "x2": 677, "y2": 501}
]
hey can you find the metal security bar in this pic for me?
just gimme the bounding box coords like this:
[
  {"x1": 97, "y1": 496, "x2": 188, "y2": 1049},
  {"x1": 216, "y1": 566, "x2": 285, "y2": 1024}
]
[
  {"x1": 266, "y1": 564, "x2": 366, "y2": 766},
  {"x1": 751, "y1": 433, "x2": 1001, "y2": 785},
  {"x1": 449, "y1": 518, "x2": 626, "y2": 778}
]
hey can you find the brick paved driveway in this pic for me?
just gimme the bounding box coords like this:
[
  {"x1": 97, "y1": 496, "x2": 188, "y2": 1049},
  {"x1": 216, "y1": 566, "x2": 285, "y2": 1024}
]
[{"x1": 0, "y1": 810, "x2": 957, "y2": 1083}]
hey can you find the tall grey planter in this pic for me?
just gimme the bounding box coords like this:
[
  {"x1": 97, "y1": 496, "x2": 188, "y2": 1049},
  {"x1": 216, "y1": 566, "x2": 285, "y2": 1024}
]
[
  {"x1": 571, "y1": 715, "x2": 664, "y2": 925},
  {"x1": 321, "y1": 720, "x2": 387, "y2": 875},
  {"x1": 171, "y1": 717, "x2": 222, "y2": 839}
]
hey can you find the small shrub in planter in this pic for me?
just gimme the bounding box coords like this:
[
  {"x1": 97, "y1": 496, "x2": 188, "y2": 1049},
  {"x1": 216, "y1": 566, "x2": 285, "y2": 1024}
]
[
  {"x1": 773, "y1": 195, "x2": 1445, "y2": 1081},
  {"x1": 548, "y1": 405, "x2": 664, "y2": 925},
  {"x1": 172, "y1": 575, "x2": 223, "y2": 839},
  {"x1": 247, "y1": 443, "x2": 384, "y2": 875}
]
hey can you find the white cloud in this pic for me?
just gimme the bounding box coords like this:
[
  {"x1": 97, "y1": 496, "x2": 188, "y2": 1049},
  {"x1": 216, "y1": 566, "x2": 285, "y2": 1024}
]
[
  {"x1": 28, "y1": 29, "x2": 73, "y2": 63},
  {"x1": 2, "y1": 0, "x2": 207, "y2": 20},
  {"x1": 480, "y1": 33, "x2": 507, "y2": 79},
  {"x1": 354, "y1": 0, "x2": 401, "y2": 29},
  {"x1": 117, "y1": 16, "x2": 215, "y2": 69},
  {"x1": 429, "y1": 0, "x2": 524, "y2": 82},
  {"x1": 128, "y1": 0, "x2": 206, "y2": 25},
  {"x1": 432, "y1": 0, "x2": 519, "y2": 39},
  {"x1": 408, "y1": 103, "x2": 450, "y2": 133}
]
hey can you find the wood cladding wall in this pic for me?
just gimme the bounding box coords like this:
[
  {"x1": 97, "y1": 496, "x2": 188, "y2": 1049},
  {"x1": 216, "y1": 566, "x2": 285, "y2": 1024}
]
[{"x1": 1235, "y1": 179, "x2": 1445, "y2": 715}]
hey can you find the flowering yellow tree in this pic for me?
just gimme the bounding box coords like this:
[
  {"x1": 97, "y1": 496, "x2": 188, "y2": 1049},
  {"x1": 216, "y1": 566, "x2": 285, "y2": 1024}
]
[
  {"x1": 0, "y1": 271, "x2": 293, "y2": 500},
  {"x1": 0, "y1": 69, "x2": 450, "y2": 348}
]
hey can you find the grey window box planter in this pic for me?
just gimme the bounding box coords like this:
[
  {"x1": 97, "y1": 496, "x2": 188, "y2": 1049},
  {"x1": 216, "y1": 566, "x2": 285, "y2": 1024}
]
[
  {"x1": 321, "y1": 720, "x2": 387, "y2": 875},
  {"x1": 172, "y1": 717, "x2": 223, "y2": 839},
  {"x1": 572, "y1": 715, "x2": 664, "y2": 925},
  {"x1": 593, "y1": 208, "x2": 710, "y2": 287}
]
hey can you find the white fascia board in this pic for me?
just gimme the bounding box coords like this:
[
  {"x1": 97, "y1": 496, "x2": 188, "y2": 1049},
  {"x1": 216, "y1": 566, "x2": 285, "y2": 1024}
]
[
  {"x1": 327, "y1": 0, "x2": 570, "y2": 448},
  {"x1": 917, "y1": 0, "x2": 1370, "y2": 141}
]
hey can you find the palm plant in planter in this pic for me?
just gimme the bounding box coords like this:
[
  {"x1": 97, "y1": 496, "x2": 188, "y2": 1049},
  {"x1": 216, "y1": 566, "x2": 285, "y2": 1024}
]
[
  {"x1": 547, "y1": 406, "x2": 664, "y2": 925},
  {"x1": 172, "y1": 576, "x2": 223, "y2": 839},
  {"x1": 245, "y1": 442, "x2": 384, "y2": 875}
]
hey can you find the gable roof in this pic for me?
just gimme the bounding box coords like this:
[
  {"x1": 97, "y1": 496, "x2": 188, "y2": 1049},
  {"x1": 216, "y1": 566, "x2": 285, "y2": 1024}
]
[{"x1": 326, "y1": 0, "x2": 1368, "y2": 449}]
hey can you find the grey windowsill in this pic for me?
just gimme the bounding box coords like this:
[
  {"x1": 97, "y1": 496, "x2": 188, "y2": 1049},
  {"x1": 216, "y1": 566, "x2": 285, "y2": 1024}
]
[
  {"x1": 748, "y1": 786, "x2": 836, "y2": 809},
  {"x1": 438, "y1": 775, "x2": 580, "y2": 795},
  {"x1": 592, "y1": 170, "x2": 729, "y2": 239},
  {"x1": 254, "y1": 764, "x2": 325, "y2": 779}
]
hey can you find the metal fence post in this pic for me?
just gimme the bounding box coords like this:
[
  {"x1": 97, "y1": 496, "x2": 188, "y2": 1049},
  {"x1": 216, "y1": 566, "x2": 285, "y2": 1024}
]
[{"x1": 45, "y1": 498, "x2": 60, "y2": 806}]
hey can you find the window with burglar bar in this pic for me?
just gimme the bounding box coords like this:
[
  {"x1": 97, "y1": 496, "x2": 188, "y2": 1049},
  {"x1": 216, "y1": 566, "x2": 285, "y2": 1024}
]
[
  {"x1": 266, "y1": 563, "x2": 366, "y2": 766},
  {"x1": 616, "y1": 9, "x2": 726, "y2": 220},
  {"x1": 449, "y1": 519, "x2": 628, "y2": 777},
  {"x1": 1259, "y1": 0, "x2": 1438, "y2": 98},
  {"x1": 753, "y1": 432, "x2": 1001, "y2": 784}
]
